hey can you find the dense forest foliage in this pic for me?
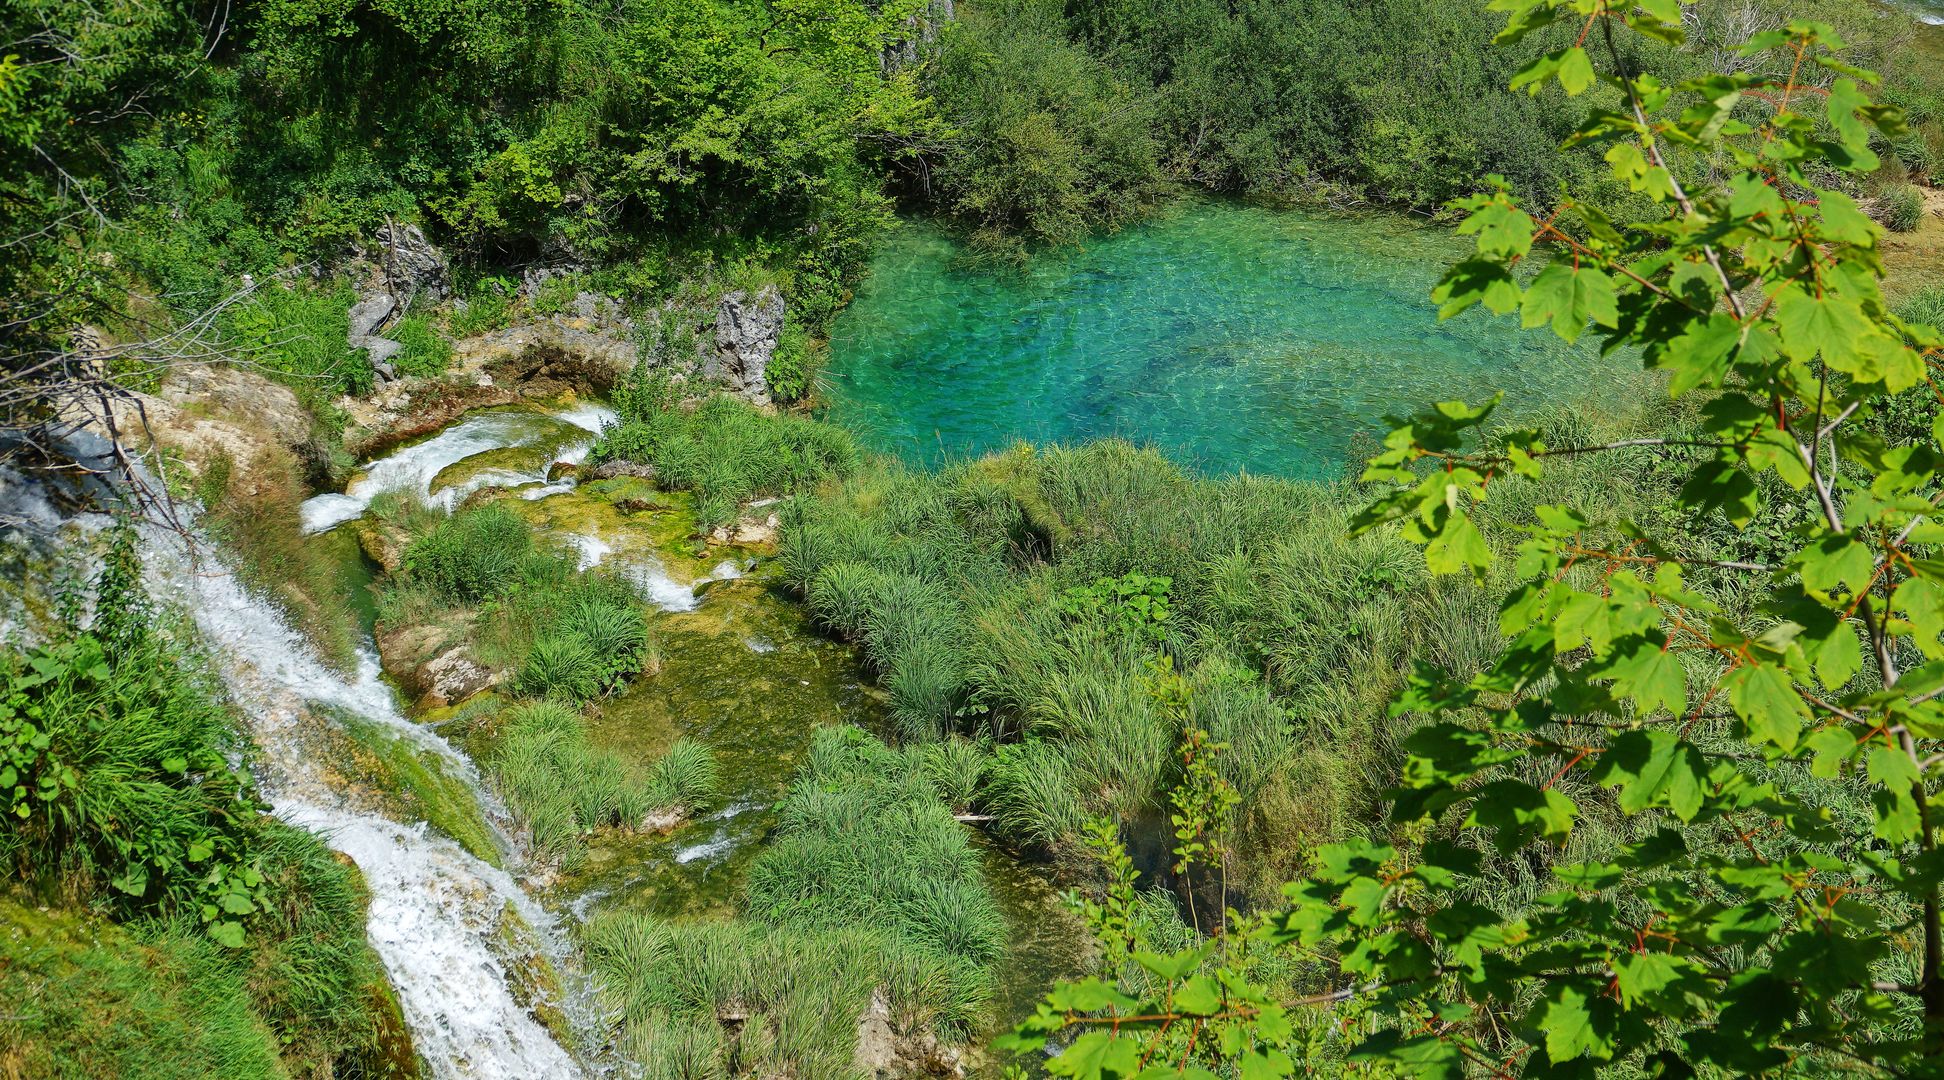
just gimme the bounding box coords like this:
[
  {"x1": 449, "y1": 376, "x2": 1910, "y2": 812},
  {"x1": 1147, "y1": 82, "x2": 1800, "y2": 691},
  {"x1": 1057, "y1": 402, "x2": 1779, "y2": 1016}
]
[{"x1": 9, "y1": 0, "x2": 1944, "y2": 373}]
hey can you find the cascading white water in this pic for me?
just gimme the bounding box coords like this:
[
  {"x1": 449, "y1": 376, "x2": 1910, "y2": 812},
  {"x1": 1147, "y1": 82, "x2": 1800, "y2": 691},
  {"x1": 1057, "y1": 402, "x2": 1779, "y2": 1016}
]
[
  {"x1": 4, "y1": 449, "x2": 589, "y2": 1080},
  {"x1": 300, "y1": 404, "x2": 616, "y2": 534},
  {"x1": 147, "y1": 531, "x2": 588, "y2": 1080}
]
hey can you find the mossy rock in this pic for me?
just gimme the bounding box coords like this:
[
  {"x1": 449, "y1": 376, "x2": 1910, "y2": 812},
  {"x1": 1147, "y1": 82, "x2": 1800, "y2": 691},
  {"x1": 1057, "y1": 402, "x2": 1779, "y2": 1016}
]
[
  {"x1": 490, "y1": 901, "x2": 575, "y2": 1048},
  {"x1": 313, "y1": 708, "x2": 505, "y2": 867},
  {"x1": 427, "y1": 445, "x2": 555, "y2": 498}
]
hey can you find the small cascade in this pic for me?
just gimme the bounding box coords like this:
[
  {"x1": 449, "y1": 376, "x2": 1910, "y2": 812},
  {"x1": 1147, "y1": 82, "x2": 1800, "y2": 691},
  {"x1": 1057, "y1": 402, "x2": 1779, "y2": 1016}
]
[
  {"x1": 148, "y1": 531, "x2": 592, "y2": 1080},
  {"x1": 301, "y1": 404, "x2": 615, "y2": 534},
  {"x1": 4, "y1": 449, "x2": 593, "y2": 1080}
]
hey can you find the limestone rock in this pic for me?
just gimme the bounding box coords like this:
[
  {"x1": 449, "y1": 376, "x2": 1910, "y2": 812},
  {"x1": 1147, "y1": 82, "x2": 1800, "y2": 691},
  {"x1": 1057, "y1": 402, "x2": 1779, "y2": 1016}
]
[
  {"x1": 347, "y1": 294, "x2": 397, "y2": 341},
  {"x1": 376, "y1": 622, "x2": 454, "y2": 691},
  {"x1": 706, "y1": 286, "x2": 784, "y2": 405},
  {"x1": 62, "y1": 365, "x2": 310, "y2": 501},
  {"x1": 708, "y1": 511, "x2": 780, "y2": 547},
  {"x1": 374, "y1": 221, "x2": 451, "y2": 301},
  {"x1": 356, "y1": 518, "x2": 409, "y2": 575},
  {"x1": 588, "y1": 460, "x2": 658, "y2": 482},
  {"x1": 452, "y1": 320, "x2": 638, "y2": 390},
  {"x1": 853, "y1": 989, "x2": 965, "y2": 1080},
  {"x1": 413, "y1": 647, "x2": 497, "y2": 709}
]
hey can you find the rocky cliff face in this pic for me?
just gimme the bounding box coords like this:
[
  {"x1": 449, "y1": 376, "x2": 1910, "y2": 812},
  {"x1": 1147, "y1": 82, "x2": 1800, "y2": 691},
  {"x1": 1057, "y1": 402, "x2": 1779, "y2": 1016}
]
[{"x1": 705, "y1": 286, "x2": 785, "y2": 407}]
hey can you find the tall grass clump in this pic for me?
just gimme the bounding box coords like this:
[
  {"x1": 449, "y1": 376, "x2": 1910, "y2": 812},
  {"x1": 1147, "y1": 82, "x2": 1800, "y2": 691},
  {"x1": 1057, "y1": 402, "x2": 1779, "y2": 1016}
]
[
  {"x1": 489, "y1": 702, "x2": 715, "y2": 867},
  {"x1": 514, "y1": 583, "x2": 650, "y2": 702},
  {"x1": 400, "y1": 502, "x2": 535, "y2": 603},
  {"x1": 581, "y1": 730, "x2": 999, "y2": 1076},
  {"x1": 583, "y1": 913, "x2": 976, "y2": 1080},
  {"x1": 746, "y1": 727, "x2": 1004, "y2": 994},
  {"x1": 642, "y1": 738, "x2": 720, "y2": 812},
  {"x1": 1881, "y1": 181, "x2": 1927, "y2": 232},
  {"x1": 588, "y1": 375, "x2": 858, "y2": 526}
]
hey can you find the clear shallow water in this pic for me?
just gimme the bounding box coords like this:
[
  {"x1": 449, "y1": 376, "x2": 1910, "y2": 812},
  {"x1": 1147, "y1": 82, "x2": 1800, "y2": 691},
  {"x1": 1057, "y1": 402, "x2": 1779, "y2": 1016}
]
[{"x1": 825, "y1": 201, "x2": 1618, "y2": 478}]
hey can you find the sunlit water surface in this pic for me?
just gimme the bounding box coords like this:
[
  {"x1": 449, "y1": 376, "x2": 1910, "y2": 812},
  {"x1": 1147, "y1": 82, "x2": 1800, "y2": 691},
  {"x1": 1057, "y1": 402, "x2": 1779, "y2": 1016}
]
[{"x1": 825, "y1": 200, "x2": 1622, "y2": 478}]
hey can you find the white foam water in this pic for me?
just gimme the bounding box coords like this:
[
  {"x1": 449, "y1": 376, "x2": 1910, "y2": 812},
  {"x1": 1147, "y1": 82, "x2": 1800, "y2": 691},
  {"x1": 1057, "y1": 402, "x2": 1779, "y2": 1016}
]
[
  {"x1": 15, "y1": 433, "x2": 595, "y2": 1078},
  {"x1": 139, "y1": 532, "x2": 588, "y2": 1080},
  {"x1": 299, "y1": 405, "x2": 615, "y2": 534}
]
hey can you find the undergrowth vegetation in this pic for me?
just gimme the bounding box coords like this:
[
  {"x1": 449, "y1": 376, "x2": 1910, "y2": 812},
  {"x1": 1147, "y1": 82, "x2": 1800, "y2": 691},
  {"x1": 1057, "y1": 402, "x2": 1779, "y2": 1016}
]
[
  {"x1": 778, "y1": 415, "x2": 1712, "y2": 899},
  {"x1": 585, "y1": 726, "x2": 1003, "y2": 1079},
  {"x1": 0, "y1": 528, "x2": 386, "y2": 1076},
  {"x1": 590, "y1": 374, "x2": 858, "y2": 526},
  {"x1": 481, "y1": 700, "x2": 717, "y2": 869}
]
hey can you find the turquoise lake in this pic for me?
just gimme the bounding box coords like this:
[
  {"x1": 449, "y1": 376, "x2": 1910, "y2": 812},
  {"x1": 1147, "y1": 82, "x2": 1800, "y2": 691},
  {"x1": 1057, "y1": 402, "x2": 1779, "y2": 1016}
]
[{"x1": 823, "y1": 200, "x2": 1625, "y2": 479}]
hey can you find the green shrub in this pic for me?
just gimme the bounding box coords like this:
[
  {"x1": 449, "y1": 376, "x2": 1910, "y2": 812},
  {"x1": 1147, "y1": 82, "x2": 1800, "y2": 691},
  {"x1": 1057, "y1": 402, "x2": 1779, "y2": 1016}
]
[
  {"x1": 642, "y1": 738, "x2": 720, "y2": 811},
  {"x1": 765, "y1": 324, "x2": 822, "y2": 404},
  {"x1": 1882, "y1": 181, "x2": 1927, "y2": 232},
  {"x1": 401, "y1": 504, "x2": 534, "y2": 603},
  {"x1": 387, "y1": 313, "x2": 453, "y2": 377},
  {"x1": 224, "y1": 282, "x2": 368, "y2": 401},
  {"x1": 448, "y1": 277, "x2": 517, "y2": 336}
]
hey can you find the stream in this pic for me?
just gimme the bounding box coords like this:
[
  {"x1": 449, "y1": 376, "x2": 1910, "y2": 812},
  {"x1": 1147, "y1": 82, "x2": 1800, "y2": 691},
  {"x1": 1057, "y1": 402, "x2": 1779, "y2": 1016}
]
[
  {"x1": 280, "y1": 399, "x2": 1090, "y2": 1071},
  {"x1": 3, "y1": 438, "x2": 596, "y2": 1080}
]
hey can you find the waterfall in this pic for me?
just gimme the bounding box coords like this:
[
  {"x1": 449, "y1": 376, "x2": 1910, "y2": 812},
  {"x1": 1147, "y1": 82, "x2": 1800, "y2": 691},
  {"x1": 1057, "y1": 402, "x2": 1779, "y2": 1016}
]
[{"x1": 2, "y1": 450, "x2": 592, "y2": 1080}]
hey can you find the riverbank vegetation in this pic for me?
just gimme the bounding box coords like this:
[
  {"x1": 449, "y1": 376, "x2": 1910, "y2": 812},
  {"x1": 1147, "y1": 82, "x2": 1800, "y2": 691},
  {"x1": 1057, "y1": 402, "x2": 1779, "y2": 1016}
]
[
  {"x1": 0, "y1": 532, "x2": 394, "y2": 1076},
  {"x1": 582, "y1": 725, "x2": 1006, "y2": 1080}
]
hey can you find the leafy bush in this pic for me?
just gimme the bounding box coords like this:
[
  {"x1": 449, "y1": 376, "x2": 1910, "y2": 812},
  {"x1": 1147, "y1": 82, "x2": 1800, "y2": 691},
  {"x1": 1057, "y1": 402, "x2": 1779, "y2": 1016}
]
[
  {"x1": 931, "y1": 0, "x2": 1167, "y2": 246},
  {"x1": 765, "y1": 323, "x2": 821, "y2": 404},
  {"x1": 387, "y1": 313, "x2": 453, "y2": 377},
  {"x1": 2, "y1": 628, "x2": 266, "y2": 948},
  {"x1": 447, "y1": 278, "x2": 516, "y2": 336},
  {"x1": 223, "y1": 282, "x2": 369, "y2": 401},
  {"x1": 1058, "y1": 571, "x2": 1172, "y2": 643}
]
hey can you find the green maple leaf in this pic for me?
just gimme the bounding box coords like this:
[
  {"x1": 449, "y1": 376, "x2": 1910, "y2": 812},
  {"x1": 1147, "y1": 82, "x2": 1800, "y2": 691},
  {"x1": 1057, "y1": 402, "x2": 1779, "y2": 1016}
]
[
  {"x1": 1773, "y1": 286, "x2": 1873, "y2": 372},
  {"x1": 1728, "y1": 663, "x2": 1809, "y2": 750},
  {"x1": 1521, "y1": 262, "x2": 1618, "y2": 343}
]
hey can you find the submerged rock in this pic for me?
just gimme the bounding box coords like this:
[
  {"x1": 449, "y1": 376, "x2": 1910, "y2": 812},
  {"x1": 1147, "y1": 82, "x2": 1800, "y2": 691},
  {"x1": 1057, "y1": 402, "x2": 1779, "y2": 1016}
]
[{"x1": 706, "y1": 285, "x2": 784, "y2": 406}]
